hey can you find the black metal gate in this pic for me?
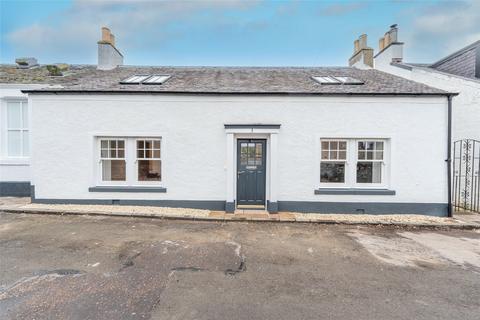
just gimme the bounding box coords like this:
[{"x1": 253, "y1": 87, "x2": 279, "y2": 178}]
[{"x1": 453, "y1": 139, "x2": 480, "y2": 213}]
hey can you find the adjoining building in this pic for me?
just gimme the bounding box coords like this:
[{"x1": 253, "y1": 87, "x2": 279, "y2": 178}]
[
  {"x1": 0, "y1": 58, "x2": 95, "y2": 196},
  {"x1": 349, "y1": 25, "x2": 479, "y2": 142},
  {"x1": 348, "y1": 25, "x2": 479, "y2": 213}
]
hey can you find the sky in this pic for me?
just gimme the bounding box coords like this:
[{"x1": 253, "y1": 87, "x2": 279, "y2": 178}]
[{"x1": 1, "y1": 0, "x2": 479, "y2": 67}]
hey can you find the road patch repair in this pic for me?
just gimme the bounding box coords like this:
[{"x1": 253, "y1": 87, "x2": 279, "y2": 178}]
[
  {"x1": 1, "y1": 197, "x2": 479, "y2": 228},
  {"x1": 348, "y1": 230, "x2": 480, "y2": 269}
]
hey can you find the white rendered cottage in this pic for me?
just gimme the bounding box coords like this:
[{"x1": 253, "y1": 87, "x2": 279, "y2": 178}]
[{"x1": 17, "y1": 28, "x2": 456, "y2": 216}]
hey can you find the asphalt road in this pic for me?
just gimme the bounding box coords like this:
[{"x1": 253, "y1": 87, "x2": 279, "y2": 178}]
[{"x1": 0, "y1": 212, "x2": 479, "y2": 320}]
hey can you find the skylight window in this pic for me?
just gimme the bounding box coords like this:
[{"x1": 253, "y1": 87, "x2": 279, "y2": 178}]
[
  {"x1": 142, "y1": 75, "x2": 171, "y2": 84},
  {"x1": 120, "y1": 74, "x2": 171, "y2": 85},
  {"x1": 313, "y1": 76, "x2": 340, "y2": 84},
  {"x1": 120, "y1": 75, "x2": 151, "y2": 84},
  {"x1": 312, "y1": 76, "x2": 364, "y2": 85}
]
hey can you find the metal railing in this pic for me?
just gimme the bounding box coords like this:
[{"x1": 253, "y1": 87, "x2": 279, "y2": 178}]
[{"x1": 453, "y1": 139, "x2": 480, "y2": 213}]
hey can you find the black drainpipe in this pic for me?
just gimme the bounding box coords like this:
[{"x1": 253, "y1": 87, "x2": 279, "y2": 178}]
[{"x1": 447, "y1": 95, "x2": 453, "y2": 217}]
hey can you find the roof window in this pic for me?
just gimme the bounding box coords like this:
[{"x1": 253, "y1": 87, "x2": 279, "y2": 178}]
[
  {"x1": 120, "y1": 74, "x2": 171, "y2": 85},
  {"x1": 142, "y1": 75, "x2": 171, "y2": 84},
  {"x1": 312, "y1": 76, "x2": 364, "y2": 85}
]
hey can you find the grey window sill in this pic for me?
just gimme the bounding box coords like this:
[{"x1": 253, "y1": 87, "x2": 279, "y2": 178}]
[
  {"x1": 315, "y1": 188, "x2": 396, "y2": 195},
  {"x1": 89, "y1": 186, "x2": 167, "y2": 193}
]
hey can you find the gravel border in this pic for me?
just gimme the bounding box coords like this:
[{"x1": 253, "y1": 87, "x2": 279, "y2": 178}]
[{"x1": 1, "y1": 203, "x2": 479, "y2": 230}]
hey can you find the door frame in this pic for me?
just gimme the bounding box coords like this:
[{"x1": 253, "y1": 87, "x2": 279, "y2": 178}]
[
  {"x1": 236, "y1": 138, "x2": 267, "y2": 208},
  {"x1": 225, "y1": 125, "x2": 280, "y2": 213}
]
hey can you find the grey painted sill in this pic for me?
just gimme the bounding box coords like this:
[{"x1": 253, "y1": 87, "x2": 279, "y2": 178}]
[
  {"x1": 89, "y1": 186, "x2": 167, "y2": 193},
  {"x1": 315, "y1": 188, "x2": 396, "y2": 195}
]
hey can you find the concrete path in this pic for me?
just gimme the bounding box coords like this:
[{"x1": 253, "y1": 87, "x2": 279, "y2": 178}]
[{"x1": 0, "y1": 212, "x2": 479, "y2": 320}]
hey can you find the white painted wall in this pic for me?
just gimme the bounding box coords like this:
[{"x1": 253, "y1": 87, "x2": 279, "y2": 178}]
[
  {"x1": 374, "y1": 44, "x2": 404, "y2": 71},
  {"x1": 30, "y1": 94, "x2": 448, "y2": 206},
  {"x1": 374, "y1": 57, "x2": 480, "y2": 142},
  {"x1": 350, "y1": 59, "x2": 372, "y2": 70}
]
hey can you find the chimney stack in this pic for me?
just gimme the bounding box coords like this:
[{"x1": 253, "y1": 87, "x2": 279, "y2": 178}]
[
  {"x1": 97, "y1": 27, "x2": 123, "y2": 70},
  {"x1": 389, "y1": 24, "x2": 398, "y2": 43},
  {"x1": 379, "y1": 37, "x2": 385, "y2": 52},
  {"x1": 348, "y1": 34, "x2": 374, "y2": 69},
  {"x1": 101, "y1": 27, "x2": 111, "y2": 43},
  {"x1": 110, "y1": 34, "x2": 115, "y2": 47},
  {"x1": 379, "y1": 24, "x2": 400, "y2": 52},
  {"x1": 373, "y1": 24, "x2": 403, "y2": 71},
  {"x1": 354, "y1": 39, "x2": 360, "y2": 53},
  {"x1": 359, "y1": 34, "x2": 367, "y2": 50},
  {"x1": 384, "y1": 32, "x2": 390, "y2": 48},
  {"x1": 373, "y1": 24, "x2": 404, "y2": 69}
]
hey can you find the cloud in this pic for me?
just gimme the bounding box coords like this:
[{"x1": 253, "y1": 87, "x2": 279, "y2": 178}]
[
  {"x1": 276, "y1": 0, "x2": 301, "y2": 16},
  {"x1": 319, "y1": 2, "x2": 367, "y2": 16},
  {"x1": 404, "y1": 0, "x2": 480, "y2": 62},
  {"x1": 5, "y1": 0, "x2": 261, "y2": 63}
]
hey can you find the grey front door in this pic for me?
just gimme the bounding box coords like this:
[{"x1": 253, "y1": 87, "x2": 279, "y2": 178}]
[{"x1": 237, "y1": 139, "x2": 266, "y2": 206}]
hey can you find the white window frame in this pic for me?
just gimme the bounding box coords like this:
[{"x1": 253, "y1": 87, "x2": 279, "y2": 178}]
[
  {"x1": 134, "y1": 138, "x2": 162, "y2": 185},
  {"x1": 319, "y1": 139, "x2": 349, "y2": 187},
  {"x1": 3, "y1": 99, "x2": 29, "y2": 158},
  {"x1": 319, "y1": 138, "x2": 390, "y2": 189},
  {"x1": 353, "y1": 140, "x2": 387, "y2": 188},
  {"x1": 95, "y1": 136, "x2": 163, "y2": 187},
  {"x1": 97, "y1": 138, "x2": 128, "y2": 186}
]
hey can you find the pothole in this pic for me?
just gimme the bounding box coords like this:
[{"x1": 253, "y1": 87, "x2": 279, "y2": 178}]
[
  {"x1": 34, "y1": 269, "x2": 83, "y2": 276},
  {"x1": 171, "y1": 267, "x2": 204, "y2": 272}
]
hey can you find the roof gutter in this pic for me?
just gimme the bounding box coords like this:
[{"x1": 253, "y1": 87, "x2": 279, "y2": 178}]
[{"x1": 20, "y1": 90, "x2": 457, "y2": 96}]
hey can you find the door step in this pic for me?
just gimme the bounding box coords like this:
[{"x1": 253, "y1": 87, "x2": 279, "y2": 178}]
[
  {"x1": 234, "y1": 210, "x2": 271, "y2": 219},
  {"x1": 234, "y1": 209, "x2": 268, "y2": 215},
  {"x1": 236, "y1": 205, "x2": 265, "y2": 210}
]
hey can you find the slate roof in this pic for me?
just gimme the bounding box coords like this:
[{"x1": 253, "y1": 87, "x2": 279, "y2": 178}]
[
  {"x1": 1, "y1": 64, "x2": 450, "y2": 95},
  {"x1": 401, "y1": 40, "x2": 480, "y2": 81},
  {"x1": 0, "y1": 64, "x2": 97, "y2": 85},
  {"x1": 430, "y1": 40, "x2": 479, "y2": 80}
]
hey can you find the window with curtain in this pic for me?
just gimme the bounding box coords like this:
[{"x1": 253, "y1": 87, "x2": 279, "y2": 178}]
[
  {"x1": 96, "y1": 137, "x2": 162, "y2": 185},
  {"x1": 136, "y1": 139, "x2": 161, "y2": 181},
  {"x1": 320, "y1": 140, "x2": 347, "y2": 183},
  {"x1": 356, "y1": 141, "x2": 384, "y2": 184}
]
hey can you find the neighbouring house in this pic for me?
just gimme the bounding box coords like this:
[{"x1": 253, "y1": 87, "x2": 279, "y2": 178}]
[
  {"x1": 0, "y1": 58, "x2": 95, "y2": 196},
  {"x1": 349, "y1": 25, "x2": 480, "y2": 142},
  {"x1": 348, "y1": 25, "x2": 479, "y2": 213},
  {"x1": 3, "y1": 28, "x2": 456, "y2": 216}
]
